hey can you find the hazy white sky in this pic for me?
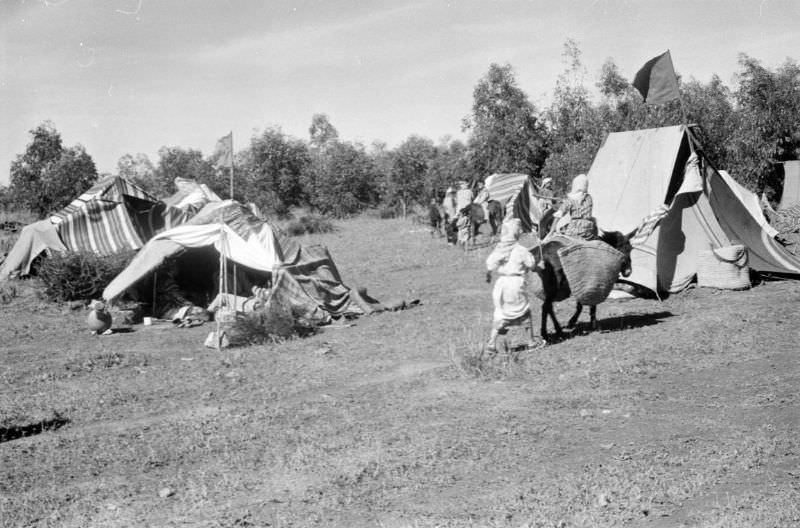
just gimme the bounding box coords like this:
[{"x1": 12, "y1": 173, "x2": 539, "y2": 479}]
[{"x1": 2, "y1": 0, "x2": 800, "y2": 185}]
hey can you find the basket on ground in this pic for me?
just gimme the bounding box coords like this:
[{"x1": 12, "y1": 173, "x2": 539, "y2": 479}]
[{"x1": 696, "y1": 244, "x2": 750, "y2": 290}]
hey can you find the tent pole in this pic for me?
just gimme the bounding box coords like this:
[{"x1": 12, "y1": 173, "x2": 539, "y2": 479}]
[
  {"x1": 216, "y1": 220, "x2": 225, "y2": 351},
  {"x1": 152, "y1": 271, "x2": 157, "y2": 318},
  {"x1": 229, "y1": 134, "x2": 235, "y2": 199}
]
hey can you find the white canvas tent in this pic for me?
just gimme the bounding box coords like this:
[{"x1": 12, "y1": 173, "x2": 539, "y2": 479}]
[
  {"x1": 589, "y1": 125, "x2": 800, "y2": 294},
  {"x1": 718, "y1": 170, "x2": 778, "y2": 238}
]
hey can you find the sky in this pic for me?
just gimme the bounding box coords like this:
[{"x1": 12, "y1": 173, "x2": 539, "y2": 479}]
[{"x1": 3, "y1": 0, "x2": 800, "y2": 185}]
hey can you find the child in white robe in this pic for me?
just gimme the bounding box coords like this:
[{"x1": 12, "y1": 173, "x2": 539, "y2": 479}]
[{"x1": 485, "y1": 218, "x2": 538, "y2": 352}]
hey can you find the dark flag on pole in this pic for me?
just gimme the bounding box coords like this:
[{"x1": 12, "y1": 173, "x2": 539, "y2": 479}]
[{"x1": 633, "y1": 50, "x2": 680, "y2": 105}]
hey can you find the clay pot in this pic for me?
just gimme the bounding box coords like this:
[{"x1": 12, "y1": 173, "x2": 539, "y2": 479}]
[{"x1": 87, "y1": 304, "x2": 112, "y2": 333}]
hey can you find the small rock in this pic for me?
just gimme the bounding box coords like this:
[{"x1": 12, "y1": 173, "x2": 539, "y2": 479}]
[
  {"x1": 597, "y1": 493, "x2": 610, "y2": 506},
  {"x1": 579, "y1": 408, "x2": 593, "y2": 418},
  {"x1": 158, "y1": 487, "x2": 174, "y2": 498}
]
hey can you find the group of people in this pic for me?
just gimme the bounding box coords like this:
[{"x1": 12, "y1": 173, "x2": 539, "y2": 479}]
[
  {"x1": 431, "y1": 180, "x2": 476, "y2": 245},
  {"x1": 484, "y1": 173, "x2": 597, "y2": 352}
]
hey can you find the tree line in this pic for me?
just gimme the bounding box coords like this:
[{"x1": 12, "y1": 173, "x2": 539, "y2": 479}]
[{"x1": 4, "y1": 42, "x2": 800, "y2": 219}]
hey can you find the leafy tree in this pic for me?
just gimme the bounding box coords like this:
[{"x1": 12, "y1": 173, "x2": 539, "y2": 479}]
[
  {"x1": 306, "y1": 141, "x2": 377, "y2": 217},
  {"x1": 116, "y1": 153, "x2": 157, "y2": 194},
  {"x1": 155, "y1": 146, "x2": 215, "y2": 198},
  {"x1": 309, "y1": 113, "x2": 339, "y2": 149},
  {"x1": 244, "y1": 127, "x2": 310, "y2": 215},
  {"x1": 727, "y1": 54, "x2": 800, "y2": 194},
  {"x1": 597, "y1": 58, "x2": 629, "y2": 100},
  {"x1": 681, "y1": 75, "x2": 735, "y2": 169},
  {"x1": 425, "y1": 138, "x2": 470, "y2": 200},
  {"x1": 385, "y1": 135, "x2": 435, "y2": 216},
  {"x1": 9, "y1": 122, "x2": 98, "y2": 217},
  {"x1": 463, "y1": 63, "x2": 548, "y2": 178},
  {"x1": 542, "y1": 41, "x2": 604, "y2": 192}
]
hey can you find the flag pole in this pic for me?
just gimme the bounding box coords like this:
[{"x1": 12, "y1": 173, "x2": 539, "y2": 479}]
[
  {"x1": 228, "y1": 132, "x2": 237, "y2": 298},
  {"x1": 229, "y1": 132, "x2": 234, "y2": 200}
]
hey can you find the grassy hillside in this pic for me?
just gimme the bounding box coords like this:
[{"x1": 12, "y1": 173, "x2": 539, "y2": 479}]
[{"x1": 1, "y1": 216, "x2": 798, "y2": 527}]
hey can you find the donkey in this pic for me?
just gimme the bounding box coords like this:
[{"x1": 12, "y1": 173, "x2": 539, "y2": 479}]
[
  {"x1": 533, "y1": 210, "x2": 637, "y2": 341},
  {"x1": 457, "y1": 200, "x2": 503, "y2": 247}
]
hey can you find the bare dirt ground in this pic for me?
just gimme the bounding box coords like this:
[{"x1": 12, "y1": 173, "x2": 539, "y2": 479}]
[{"x1": 1, "y1": 217, "x2": 799, "y2": 527}]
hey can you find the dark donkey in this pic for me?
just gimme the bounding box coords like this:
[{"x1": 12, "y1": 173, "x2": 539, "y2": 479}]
[{"x1": 532, "y1": 209, "x2": 637, "y2": 341}]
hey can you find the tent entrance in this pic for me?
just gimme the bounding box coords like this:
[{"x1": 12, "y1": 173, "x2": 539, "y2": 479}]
[{"x1": 124, "y1": 246, "x2": 271, "y2": 317}]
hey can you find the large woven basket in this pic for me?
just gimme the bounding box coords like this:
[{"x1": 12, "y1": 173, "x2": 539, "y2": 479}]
[
  {"x1": 557, "y1": 241, "x2": 626, "y2": 306},
  {"x1": 696, "y1": 244, "x2": 750, "y2": 290}
]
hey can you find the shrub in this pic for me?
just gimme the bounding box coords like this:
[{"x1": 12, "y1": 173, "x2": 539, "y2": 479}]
[
  {"x1": 284, "y1": 214, "x2": 336, "y2": 236},
  {"x1": 36, "y1": 250, "x2": 136, "y2": 302},
  {"x1": 227, "y1": 295, "x2": 316, "y2": 346}
]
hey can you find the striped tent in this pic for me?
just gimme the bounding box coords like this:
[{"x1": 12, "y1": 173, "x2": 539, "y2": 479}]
[
  {"x1": 50, "y1": 176, "x2": 159, "y2": 255},
  {"x1": 50, "y1": 176, "x2": 198, "y2": 256},
  {"x1": 1, "y1": 176, "x2": 196, "y2": 279},
  {"x1": 481, "y1": 173, "x2": 542, "y2": 232}
]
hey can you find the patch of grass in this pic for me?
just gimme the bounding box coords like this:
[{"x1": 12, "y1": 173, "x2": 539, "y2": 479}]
[{"x1": 1, "y1": 215, "x2": 800, "y2": 527}]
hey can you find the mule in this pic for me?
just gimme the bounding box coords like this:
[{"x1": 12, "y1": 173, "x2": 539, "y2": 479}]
[{"x1": 533, "y1": 211, "x2": 636, "y2": 341}]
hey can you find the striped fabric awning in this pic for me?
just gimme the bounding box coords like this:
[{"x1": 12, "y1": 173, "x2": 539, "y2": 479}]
[
  {"x1": 482, "y1": 173, "x2": 542, "y2": 232},
  {"x1": 50, "y1": 176, "x2": 167, "y2": 255},
  {"x1": 51, "y1": 176, "x2": 156, "y2": 223},
  {"x1": 58, "y1": 200, "x2": 146, "y2": 255},
  {"x1": 483, "y1": 173, "x2": 529, "y2": 206}
]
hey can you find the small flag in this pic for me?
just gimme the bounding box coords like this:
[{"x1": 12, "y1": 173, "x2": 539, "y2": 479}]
[
  {"x1": 214, "y1": 132, "x2": 233, "y2": 169},
  {"x1": 632, "y1": 50, "x2": 680, "y2": 105}
]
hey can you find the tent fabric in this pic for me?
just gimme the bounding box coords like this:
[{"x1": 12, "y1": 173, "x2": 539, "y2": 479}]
[
  {"x1": 0, "y1": 220, "x2": 66, "y2": 279},
  {"x1": 278, "y1": 239, "x2": 355, "y2": 317},
  {"x1": 780, "y1": 160, "x2": 800, "y2": 210},
  {"x1": 125, "y1": 197, "x2": 196, "y2": 241},
  {"x1": 164, "y1": 177, "x2": 222, "y2": 212},
  {"x1": 50, "y1": 176, "x2": 167, "y2": 256},
  {"x1": 56, "y1": 198, "x2": 148, "y2": 255},
  {"x1": 51, "y1": 175, "x2": 156, "y2": 224},
  {"x1": 482, "y1": 173, "x2": 540, "y2": 232},
  {"x1": 103, "y1": 201, "x2": 282, "y2": 302},
  {"x1": 1, "y1": 176, "x2": 202, "y2": 280},
  {"x1": 103, "y1": 203, "x2": 357, "y2": 325},
  {"x1": 718, "y1": 170, "x2": 778, "y2": 238},
  {"x1": 589, "y1": 125, "x2": 800, "y2": 294}
]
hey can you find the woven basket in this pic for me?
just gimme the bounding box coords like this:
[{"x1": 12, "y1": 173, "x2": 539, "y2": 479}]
[
  {"x1": 696, "y1": 244, "x2": 750, "y2": 290},
  {"x1": 557, "y1": 241, "x2": 626, "y2": 306}
]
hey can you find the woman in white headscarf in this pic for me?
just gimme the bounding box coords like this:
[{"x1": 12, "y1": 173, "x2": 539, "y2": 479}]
[
  {"x1": 553, "y1": 173, "x2": 597, "y2": 240},
  {"x1": 485, "y1": 218, "x2": 538, "y2": 352},
  {"x1": 442, "y1": 186, "x2": 457, "y2": 221}
]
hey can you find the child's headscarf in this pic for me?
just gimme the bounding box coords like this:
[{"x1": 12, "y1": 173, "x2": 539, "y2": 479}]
[
  {"x1": 567, "y1": 173, "x2": 588, "y2": 202},
  {"x1": 486, "y1": 219, "x2": 523, "y2": 269}
]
